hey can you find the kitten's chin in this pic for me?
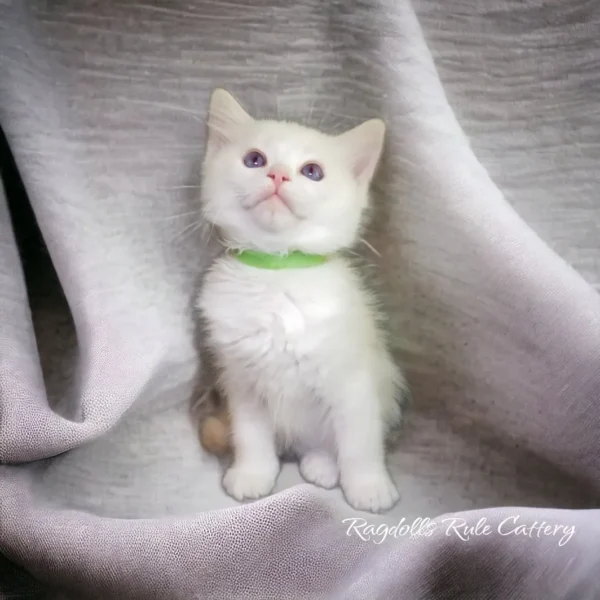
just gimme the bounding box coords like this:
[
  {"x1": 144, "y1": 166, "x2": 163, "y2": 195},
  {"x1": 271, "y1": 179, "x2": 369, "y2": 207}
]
[{"x1": 249, "y1": 200, "x2": 298, "y2": 233}]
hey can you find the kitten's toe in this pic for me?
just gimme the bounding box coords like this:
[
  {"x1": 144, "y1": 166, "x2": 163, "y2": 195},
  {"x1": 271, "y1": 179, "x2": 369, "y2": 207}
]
[
  {"x1": 341, "y1": 469, "x2": 399, "y2": 513},
  {"x1": 222, "y1": 461, "x2": 279, "y2": 501},
  {"x1": 299, "y1": 451, "x2": 339, "y2": 489}
]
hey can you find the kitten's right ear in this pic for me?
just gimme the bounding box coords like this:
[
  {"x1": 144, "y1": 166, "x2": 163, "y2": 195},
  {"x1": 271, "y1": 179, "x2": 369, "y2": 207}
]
[
  {"x1": 337, "y1": 118, "x2": 386, "y2": 186},
  {"x1": 206, "y1": 89, "x2": 253, "y2": 152}
]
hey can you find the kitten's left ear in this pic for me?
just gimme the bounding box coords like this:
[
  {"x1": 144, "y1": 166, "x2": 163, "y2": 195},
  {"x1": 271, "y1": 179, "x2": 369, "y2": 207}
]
[
  {"x1": 338, "y1": 118, "x2": 386, "y2": 185},
  {"x1": 206, "y1": 88, "x2": 254, "y2": 152}
]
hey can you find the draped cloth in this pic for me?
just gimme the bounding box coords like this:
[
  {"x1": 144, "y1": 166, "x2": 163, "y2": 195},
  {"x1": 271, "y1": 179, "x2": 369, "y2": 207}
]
[{"x1": 1, "y1": 1, "x2": 599, "y2": 597}]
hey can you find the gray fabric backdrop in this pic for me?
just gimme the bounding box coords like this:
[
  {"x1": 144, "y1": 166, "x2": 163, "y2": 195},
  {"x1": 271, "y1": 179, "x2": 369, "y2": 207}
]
[{"x1": 1, "y1": 0, "x2": 600, "y2": 598}]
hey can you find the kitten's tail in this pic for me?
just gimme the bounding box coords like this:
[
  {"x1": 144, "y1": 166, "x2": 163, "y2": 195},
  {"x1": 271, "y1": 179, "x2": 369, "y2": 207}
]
[
  {"x1": 199, "y1": 408, "x2": 231, "y2": 456},
  {"x1": 194, "y1": 387, "x2": 232, "y2": 456}
]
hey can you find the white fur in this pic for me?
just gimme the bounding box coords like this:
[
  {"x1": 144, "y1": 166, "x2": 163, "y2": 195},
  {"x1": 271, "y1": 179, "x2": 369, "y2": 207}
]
[{"x1": 197, "y1": 89, "x2": 405, "y2": 513}]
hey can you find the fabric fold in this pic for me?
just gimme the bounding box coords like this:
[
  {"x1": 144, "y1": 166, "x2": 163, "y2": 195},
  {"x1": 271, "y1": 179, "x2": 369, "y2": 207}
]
[{"x1": 1, "y1": 0, "x2": 599, "y2": 597}]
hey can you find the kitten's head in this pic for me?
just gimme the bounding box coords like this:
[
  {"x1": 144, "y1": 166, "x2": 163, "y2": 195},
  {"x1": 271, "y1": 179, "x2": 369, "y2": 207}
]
[{"x1": 200, "y1": 89, "x2": 385, "y2": 254}]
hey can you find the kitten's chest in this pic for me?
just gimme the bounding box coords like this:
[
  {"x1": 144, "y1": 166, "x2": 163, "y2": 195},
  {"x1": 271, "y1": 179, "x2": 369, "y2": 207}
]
[{"x1": 200, "y1": 260, "x2": 345, "y2": 356}]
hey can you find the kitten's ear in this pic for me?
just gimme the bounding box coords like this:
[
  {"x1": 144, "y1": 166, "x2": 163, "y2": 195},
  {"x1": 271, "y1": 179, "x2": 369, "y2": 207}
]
[
  {"x1": 338, "y1": 119, "x2": 386, "y2": 185},
  {"x1": 206, "y1": 89, "x2": 253, "y2": 151}
]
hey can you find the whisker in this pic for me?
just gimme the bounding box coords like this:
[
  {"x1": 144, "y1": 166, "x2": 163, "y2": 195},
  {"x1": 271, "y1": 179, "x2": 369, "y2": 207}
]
[
  {"x1": 317, "y1": 107, "x2": 330, "y2": 129},
  {"x1": 305, "y1": 95, "x2": 316, "y2": 127},
  {"x1": 172, "y1": 219, "x2": 203, "y2": 243},
  {"x1": 114, "y1": 97, "x2": 205, "y2": 120},
  {"x1": 159, "y1": 185, "x2": 201, "y2": 191},
  {"x1": 199, "y1": 207, "x2": 224, "y2": 248},
  {"x1": 161, "y1": 210, "x2": 199, "y2": 221},
  {"x1": 360, "y1": 237, "x2": 382, "y2": 257}
]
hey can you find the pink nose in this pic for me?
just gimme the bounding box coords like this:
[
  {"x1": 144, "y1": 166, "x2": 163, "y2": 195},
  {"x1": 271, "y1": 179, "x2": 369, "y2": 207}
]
[{"x1": 267, "y1": 168, "x2": 290, "y2": 189}]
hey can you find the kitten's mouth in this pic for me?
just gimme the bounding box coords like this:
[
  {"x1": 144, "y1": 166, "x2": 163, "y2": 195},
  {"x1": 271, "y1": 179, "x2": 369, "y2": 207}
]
[{"x1": 248, "y1": 191, "x2": 298, "y2": 217}]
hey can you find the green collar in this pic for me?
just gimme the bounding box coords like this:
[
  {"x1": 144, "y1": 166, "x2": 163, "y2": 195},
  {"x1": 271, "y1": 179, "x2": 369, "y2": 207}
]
[{"x1": 230, "y1": 249, "x2": 328, "y2": 269}]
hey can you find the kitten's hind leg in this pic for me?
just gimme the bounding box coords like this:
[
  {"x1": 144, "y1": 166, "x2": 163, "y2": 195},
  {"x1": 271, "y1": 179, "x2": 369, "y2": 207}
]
[
  {"x1": 299, "y1": 450, "x2": 339, "y2": 489},
  {"x1": 221, "y1": 383, "x2": 280, "y2": 502}
]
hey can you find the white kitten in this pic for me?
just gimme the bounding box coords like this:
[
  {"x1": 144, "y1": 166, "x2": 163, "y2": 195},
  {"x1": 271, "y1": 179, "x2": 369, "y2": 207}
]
[{"x1": 196, "y1": 89, "x2": 406, "y2": 513}]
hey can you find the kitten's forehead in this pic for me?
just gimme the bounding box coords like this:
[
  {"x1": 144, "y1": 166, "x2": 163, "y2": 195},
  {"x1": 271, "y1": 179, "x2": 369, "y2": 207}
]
[{"x1": 247, "y1": 120, "x2": 332, "y2": 153}]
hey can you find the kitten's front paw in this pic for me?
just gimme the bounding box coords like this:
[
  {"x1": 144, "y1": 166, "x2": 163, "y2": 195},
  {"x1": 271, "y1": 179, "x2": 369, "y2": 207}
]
[
  {"x1": 341, "y1": 470, "x2": 399, "y2": 513},
  {"x1": 299, "y1": 451, "x2": 339, "y2": 489},
  {"x1": 222, "y1": 461, "x2": 279, "y2": 502}
]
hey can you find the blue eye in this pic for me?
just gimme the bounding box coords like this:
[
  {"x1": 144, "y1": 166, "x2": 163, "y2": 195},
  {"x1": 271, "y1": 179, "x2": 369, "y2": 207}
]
[
  {"x1": 243, "y1": 150, "x2": 267, "y2": 168},
  {"x1": 300, "y1": 162, "x2": 324, "y2": 181}
]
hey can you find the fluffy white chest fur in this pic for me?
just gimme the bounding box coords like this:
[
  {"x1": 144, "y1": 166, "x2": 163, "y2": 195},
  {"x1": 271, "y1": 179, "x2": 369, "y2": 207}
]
[{"x1": 198, "y1": 255, "x2": 404, "y2": 512}]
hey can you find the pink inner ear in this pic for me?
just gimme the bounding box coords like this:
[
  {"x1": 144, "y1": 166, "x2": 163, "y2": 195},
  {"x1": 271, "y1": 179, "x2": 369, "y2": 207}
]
[{"x1": 353, "y1": 153, "x2": 373, "y2": 180}]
